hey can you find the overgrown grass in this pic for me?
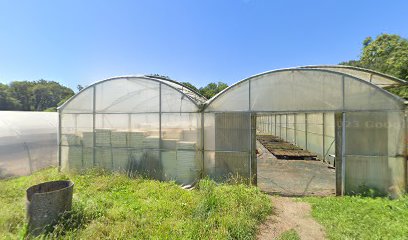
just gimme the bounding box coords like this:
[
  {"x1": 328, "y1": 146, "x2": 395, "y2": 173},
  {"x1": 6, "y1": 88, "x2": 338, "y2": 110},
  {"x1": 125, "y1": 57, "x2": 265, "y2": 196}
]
[
  {"x1": 304, "y1": 196, "x2": 408, "y2": 239},
  {"x1": 0, "y1": 168, "x2": 272, "y2": 239}
]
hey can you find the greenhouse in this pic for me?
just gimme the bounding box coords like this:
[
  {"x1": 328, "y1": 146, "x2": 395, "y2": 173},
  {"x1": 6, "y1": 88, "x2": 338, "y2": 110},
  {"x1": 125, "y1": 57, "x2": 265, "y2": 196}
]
[
  {"x1": 58, "y1": 65, "x2": 407, "y2": 196},
  {"x1": 0, "y1": 111, "x2": 58, "y2": 178}
]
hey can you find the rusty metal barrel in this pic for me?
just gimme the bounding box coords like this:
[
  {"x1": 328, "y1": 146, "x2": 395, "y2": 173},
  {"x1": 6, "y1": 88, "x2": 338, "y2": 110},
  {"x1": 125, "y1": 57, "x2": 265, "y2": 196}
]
[{"x1": 26, "y1": 180, "x2": 74, "y2": 236}]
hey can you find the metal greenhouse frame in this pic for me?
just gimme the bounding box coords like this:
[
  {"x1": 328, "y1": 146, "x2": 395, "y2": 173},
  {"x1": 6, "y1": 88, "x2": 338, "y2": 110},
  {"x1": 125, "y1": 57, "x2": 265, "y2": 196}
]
[{"x1": 58, "y1": 66, "x2": 408, "y2": 196}]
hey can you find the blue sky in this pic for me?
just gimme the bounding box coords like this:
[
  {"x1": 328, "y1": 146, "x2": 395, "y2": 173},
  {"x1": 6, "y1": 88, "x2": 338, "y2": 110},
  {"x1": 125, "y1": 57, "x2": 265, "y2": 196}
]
[{"x1": 0, "y1": 0, "x2": 407, "y2": 90}]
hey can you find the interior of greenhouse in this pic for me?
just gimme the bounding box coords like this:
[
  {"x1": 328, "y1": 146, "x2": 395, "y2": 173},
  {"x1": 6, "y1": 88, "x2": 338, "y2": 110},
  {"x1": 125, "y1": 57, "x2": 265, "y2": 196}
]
[{"x1": 1, "y1": 65, "x2": 405, "y2": 196}]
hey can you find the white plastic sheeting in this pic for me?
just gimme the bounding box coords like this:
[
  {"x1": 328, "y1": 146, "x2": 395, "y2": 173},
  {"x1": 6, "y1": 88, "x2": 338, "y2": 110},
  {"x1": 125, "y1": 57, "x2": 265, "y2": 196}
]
[
  {"x1": 0, "y1": 111, "x2": 58, "y2": 178},
  {"x1": 59, "y1": 76, "x2": 204, "y2": 185},
  {"x1": 204, "y1": 68, "x2": 406, "y2": 195}
]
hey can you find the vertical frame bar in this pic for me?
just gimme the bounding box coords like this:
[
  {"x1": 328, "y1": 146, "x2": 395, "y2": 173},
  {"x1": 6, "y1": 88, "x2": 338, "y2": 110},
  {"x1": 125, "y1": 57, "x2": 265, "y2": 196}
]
[
  {"x1": 335, "y1": 75, "x2": 347, "y2": 195},
  {"x1": 341, "y1": 112, "x2": 346, "y2": 195},
  {"x1": 248, "y1": 79, "x2": 253, "y2": 184},
  {"x1": 322, "y1": 112, "x2": 325, "y2": 162},
  {"x1": 279, "y1": 115, "x2": 282, "y2": 138},
  {"x1": 294, "y1": 113, "x2": 297, "y2": 145},
  {"x1": 159, "y1": 83, "x2": 162, "y2": 173},
  {"x1": 305, "y1": 113, "x2": 308, "y2": 150},
  {"x1": 404, "y1": 110, "x2": 408, "y2": 193},
  {"x1": 92, "y1": 85, "x2": 96, "y2": 167},
  {"x1": 274, "y1": 114, "x2": 277, "y2": 136},
  {"x1": 201, "y1": 111, "x2": 205, "y2": 178},
  {"x1": 251, "y1": 113, "x2": 257, "y2": 185},
  {"x1": 335, "y1": 113, "x2": 343, "y2": 196},
  {"x1": 285, "y1": 114, "x2": 288, "y2": 141},
  {"x1": 128, "y1": 114, "x2": 132, "y2": 131},
  {"x1": 58, "y1": 110, "x2": 62, "y2": 171},
  {"x1": 341, "y1": 75, "x2": 346, "y2": 195}
]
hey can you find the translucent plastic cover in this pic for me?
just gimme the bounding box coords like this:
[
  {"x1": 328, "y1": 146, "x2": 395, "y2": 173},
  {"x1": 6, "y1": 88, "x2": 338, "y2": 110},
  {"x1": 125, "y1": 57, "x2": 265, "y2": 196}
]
[
  {"x1": 95, "y1": 78, "x2": 160, "y2": 113},
  {"x1": 0, "y1": 112, "x2": 58, "y2": 178},
  {"x1": 59, "y1": 76, "x2": 202, "y2": 185},
  {"x1": 207, "y1": 69, "x2": 403, "y2": 113},
  {"x1": 302, "y1": 66, "x2": 406, "y2": 87},
  {"x1": 205, "y1": 81, "x2": 249, "y2": 112}
]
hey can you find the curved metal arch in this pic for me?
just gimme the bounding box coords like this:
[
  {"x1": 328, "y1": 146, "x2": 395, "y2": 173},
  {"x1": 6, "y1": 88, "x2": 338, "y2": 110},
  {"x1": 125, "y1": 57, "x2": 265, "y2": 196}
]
[
  {"x1": 58, "y1": 75, "x2": 204, "y2": 112},
  {"x1": 146, "y1": 75, "x2": 207, "y2": 103},
  {"x1": 204, "y1": 67, "x2": 406, "y2": 111},
  {"x1": 301, "y1": 65, "x2": 407, "y2": 86}
]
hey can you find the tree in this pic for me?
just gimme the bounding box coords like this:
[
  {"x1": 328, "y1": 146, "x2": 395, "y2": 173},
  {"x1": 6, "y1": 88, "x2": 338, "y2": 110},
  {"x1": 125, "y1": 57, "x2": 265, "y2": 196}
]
[
  {"x1": 9, "y1": 81, "x2": 34, "y2": 110},
  {"x1": 341, "y1": 34, "x2": 408, "y2": 99},
  {"x1": 179, "y1": 81, "x2": 229, "y2": 99},
  {"x1": 199, "y1": 82, "x2": 228, "y2": 99},
  {"x1": 385, "y1": 85, "x2": 408, "y2": 99},
  {"x1": 341, "y1": 34, "x2": 408, "y2": 81},
  {"x1": 0, "y1": 83, "x2": 22, "y2": 110},
  {"x1": 3, "y1": 80, "x2": 74, "y2": 111},
  {"x1": 31, "y1": 80, "x2": 74, "y2": 111}
]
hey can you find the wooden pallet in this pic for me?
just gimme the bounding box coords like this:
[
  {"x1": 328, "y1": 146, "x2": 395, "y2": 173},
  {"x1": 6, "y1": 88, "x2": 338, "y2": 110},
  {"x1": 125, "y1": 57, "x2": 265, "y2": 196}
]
[
  {"x1": 270, "y1": 149, "x2": 317, "y2": 159},
  {"x1": 257, "y1": 135, "x2": 317, "y2": 160},
  {"x1": 263, "y1": 143, "x2": 301, "y2": 150}
]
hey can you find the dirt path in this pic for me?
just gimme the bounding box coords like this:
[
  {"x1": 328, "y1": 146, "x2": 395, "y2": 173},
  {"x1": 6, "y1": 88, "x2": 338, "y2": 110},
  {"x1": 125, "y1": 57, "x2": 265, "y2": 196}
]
[{"x1": 257, "y1": 196, "x2": 326, "y2": 240}]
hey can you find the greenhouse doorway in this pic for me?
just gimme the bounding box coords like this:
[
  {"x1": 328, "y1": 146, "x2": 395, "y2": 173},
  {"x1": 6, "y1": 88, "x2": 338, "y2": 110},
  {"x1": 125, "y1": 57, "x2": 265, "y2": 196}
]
[{"x1": 255, "y1": 113, "x2": 336, "y2": 196}]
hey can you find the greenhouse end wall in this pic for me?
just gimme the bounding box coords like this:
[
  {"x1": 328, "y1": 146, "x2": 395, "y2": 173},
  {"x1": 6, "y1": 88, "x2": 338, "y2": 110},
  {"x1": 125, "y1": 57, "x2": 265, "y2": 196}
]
[
  {"x1": 59, "y1": 77, "x2": 204, "y2": 185},
  {"x1": 203, "y1": 68, "x2": 407, "y2": 196}
]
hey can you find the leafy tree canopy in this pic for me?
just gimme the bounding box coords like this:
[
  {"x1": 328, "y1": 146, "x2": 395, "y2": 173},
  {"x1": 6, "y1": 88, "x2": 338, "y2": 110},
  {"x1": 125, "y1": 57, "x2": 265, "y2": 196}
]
[
  {"x1": 0, "y1": 80, "x2": 74, "y2": 111},
  {"x1": 199, "y1": 82, "x2": 228, "y2": 99},
  {"x1": 340, "y1": 34, "x2": 408, "y2": 81},
  {"x1": 0, "y1": 83, "x2": 21, "y2": 110},
  {"x1": 340, "y1": 33, "x2": 408, "y2": 99},
  {"x1": 180, "y1": 82, "x2": 228, "y2": 99}
]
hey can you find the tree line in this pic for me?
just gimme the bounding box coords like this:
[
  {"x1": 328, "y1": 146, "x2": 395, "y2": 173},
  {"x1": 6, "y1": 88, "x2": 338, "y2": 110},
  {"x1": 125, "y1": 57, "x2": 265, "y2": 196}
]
[{"x1": 0, "y1": 80, "x2": 74, "y2": 111}]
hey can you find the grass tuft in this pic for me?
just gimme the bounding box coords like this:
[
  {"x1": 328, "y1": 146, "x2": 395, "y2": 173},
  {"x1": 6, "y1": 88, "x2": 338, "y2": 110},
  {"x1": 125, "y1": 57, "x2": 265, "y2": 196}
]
[{"x1": 276, "y1": 229, "x2": 300, "y2": 240}]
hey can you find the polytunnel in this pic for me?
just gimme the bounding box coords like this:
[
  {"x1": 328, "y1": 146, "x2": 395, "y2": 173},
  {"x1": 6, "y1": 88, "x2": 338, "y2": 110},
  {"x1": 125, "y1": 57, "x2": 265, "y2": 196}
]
[
  {"x1": 58, "y1": 76, "x2": 206, "y2": 185},
  {"x1": 59, "y1": 66, "x2": 408, "y2": 196},
  {"x1": 0, "y1": 111, "x2": 58, "y2": 178},
  {"x1": 203, "y1": 66, "x2": 407, "y2": 196}
]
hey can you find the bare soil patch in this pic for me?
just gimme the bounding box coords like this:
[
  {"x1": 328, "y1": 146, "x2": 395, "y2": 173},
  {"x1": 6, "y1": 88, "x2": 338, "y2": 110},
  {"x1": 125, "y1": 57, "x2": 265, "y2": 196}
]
[{"x1": 257, "y1": 196, "x2": 326, "y2": 240}]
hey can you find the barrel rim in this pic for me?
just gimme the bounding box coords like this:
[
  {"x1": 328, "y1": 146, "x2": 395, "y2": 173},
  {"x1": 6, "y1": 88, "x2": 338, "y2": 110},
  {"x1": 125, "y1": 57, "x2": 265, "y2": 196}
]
[{"x1": 26, "y1": 180, "x2": 74, "y2": 202}]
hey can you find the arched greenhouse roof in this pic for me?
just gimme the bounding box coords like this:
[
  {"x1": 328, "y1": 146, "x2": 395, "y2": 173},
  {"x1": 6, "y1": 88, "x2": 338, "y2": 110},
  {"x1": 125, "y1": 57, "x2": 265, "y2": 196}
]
[
  {"x1": 204, "y1": 67, "x2": 406, "y2": 112},
  {"x1": 58, "y1": 76, "x2": 206, "y2": 114},
  {"x1": 58, "y1": 65, "x2": 407, "y2": 114},
  {"x1": 300, "y1": 65, "x2": 407, "y2": 87}
]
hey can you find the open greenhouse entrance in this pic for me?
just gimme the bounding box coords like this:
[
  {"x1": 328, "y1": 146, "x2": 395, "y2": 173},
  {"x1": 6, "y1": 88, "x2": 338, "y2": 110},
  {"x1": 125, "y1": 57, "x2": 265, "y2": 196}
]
[{"x1": 255, "y1": 113, "x2": 336, "y2": 196}]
